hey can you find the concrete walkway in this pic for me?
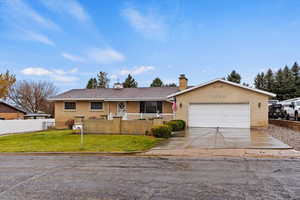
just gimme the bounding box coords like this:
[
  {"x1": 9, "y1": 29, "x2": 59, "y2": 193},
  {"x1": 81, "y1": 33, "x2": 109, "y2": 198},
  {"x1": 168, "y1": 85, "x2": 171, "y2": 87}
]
[{"x1": 143, "y1": 128, "x2": 299, "y2": 158}]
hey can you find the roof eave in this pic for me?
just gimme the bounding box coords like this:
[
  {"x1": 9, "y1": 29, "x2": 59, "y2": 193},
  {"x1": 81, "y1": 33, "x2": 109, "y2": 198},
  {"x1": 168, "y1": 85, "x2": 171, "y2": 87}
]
[
  {"x1": 48, "y1": 97, "x2": 168, "y2": 102},
  {"x1": 167, "y1": 79, "x2": 276, "y2": 98}
]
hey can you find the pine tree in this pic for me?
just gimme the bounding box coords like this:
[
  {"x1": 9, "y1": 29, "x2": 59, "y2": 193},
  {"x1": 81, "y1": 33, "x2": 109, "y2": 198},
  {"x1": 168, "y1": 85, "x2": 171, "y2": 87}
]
[
  {"x1": 226, "y1": 70, "x2": 241, "y2": 83},
  {"x1": 86, "y1": 78, "x2": 98, "y2": 89},
  {"x1": 122, "y1": 74, "x2": 138, "y2": 88},
  {"x1": 97, "y1": 71, "x2": 110, "y2": 88},
  {"x1": 282, "y1": 65, "x2": 294, "y2": 99},
  {"x1": 264, "y1": 69, "x2": 275, "y2": 92},
  {"x1": 274, "y1": 69, "x2": 285, "y2": 100},
  {"x1": 150, "y1": 77, "x2": 163, "y2": 87},
  {"x1": 254, "y1": 72, "x2": 266, "y2": 90},
  {"x1": 291, "y1": 62, "x2": 300, "y2": 97}
]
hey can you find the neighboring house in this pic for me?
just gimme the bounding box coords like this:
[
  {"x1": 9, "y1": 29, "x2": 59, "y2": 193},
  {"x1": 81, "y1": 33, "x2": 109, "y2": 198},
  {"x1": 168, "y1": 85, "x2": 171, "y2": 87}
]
[
  {"x1": 50, "y1": 74, "x2": 275, "y2": 129},
  {"x1": 0, "y1": 100, "x2": 26, "y2": 120}
]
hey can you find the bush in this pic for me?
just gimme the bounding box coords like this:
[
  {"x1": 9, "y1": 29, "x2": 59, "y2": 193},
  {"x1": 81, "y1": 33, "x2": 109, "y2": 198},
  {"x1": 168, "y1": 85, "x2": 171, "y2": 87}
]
[
  {"x1": 65, "y1": 119, "x2": 74, "y2": 129},
  {"x1": 166, "y1": 121, "x2": 181, "y2": 131},
  {"x1": 166, "y1": 120, "x2": 186, "y2": 131},
  {"x1": 172, "y1": 120, "x2": 186, "y2": 130},
  {"x1": 151, "y1": 125, "x2": 172, "y2": 138}
]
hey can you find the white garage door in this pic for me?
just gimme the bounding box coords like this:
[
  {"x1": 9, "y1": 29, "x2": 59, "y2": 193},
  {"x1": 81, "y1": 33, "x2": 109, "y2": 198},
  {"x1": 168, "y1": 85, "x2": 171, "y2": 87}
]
[{"x1": 188, "y1": 103, "x2": 250, "y2": 128}]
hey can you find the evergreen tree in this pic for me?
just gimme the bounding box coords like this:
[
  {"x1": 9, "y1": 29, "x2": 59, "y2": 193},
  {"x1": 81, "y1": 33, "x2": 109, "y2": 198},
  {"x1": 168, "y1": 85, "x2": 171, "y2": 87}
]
[
  {"x1": 122, "y1": 74, "x2": 138, "y2": 88},
  {"x1": 274, "y1": 69, "x2": 285, "y2": 100},
  {"x1": 86, "y1": 78, "x2": 98, "y2": 89},
  {"x1": 254, "y1": 72, "x2": 266, "y2": 90},
  {"x1": 291, "y1": 62, "x2": 300, "y2": 97},
  {"x1": 264, "y1": 69, "x2": 275, "y2": 92},
  {"x1": 97, "y1": 71, "x2": 110, "y2": 88},
  {"x1": 282, "y1": 65, "x2": 295, "y2": 99},
  {"x1": 226, "y1": 70, "x2": 241, "y2": 83},
  {"x1": 150, "y1": 77, "x2": 163, "y2": 87},
  {"x1": 291, "y1": 62, "x2": 299, "y2": 78},
  {"x1": 164, "y1": 83, "x2": 177, "y2": 87}
]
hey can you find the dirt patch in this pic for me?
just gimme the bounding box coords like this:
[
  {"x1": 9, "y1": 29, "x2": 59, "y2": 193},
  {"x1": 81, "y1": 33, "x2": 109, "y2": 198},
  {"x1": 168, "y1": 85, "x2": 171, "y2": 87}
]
[{"x1": 267, "y1": 124, "x2": 300, "y2": 151}]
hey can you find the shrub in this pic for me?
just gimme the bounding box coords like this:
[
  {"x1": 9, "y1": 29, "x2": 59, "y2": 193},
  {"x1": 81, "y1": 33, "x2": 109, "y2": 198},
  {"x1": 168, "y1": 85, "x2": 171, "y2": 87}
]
[
  {"x1": 166, "y1": 121, "x2": 181, "y2": 131},
  {"x1": 172, "y1": 120, "x2": 186, "y2": 130},
  {"x1": 65, "y1": 119, "x2": 74, "y2": 129},
  {"x1": 166, "y1": 120, "x2": 186, "y2": 131},
  {"x1": 151, "y1": 125, "x2": 172, "y2": 138}
]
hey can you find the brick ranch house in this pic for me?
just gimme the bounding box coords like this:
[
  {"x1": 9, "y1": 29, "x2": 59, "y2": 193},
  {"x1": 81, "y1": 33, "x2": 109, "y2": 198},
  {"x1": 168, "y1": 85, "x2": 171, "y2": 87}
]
[
  {"x1": 49, "y1": 74, "x2": 275, "y2": 129},
  {"x1": 0, "y1": 100, "x2": 26, "y2": 120}
]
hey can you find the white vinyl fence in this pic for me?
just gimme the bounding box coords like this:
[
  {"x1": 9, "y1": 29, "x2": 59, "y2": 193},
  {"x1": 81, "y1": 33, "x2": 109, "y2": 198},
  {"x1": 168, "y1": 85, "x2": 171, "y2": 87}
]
[{"x1": 0, "y1": 119, "x2": 55, "y2": 135}]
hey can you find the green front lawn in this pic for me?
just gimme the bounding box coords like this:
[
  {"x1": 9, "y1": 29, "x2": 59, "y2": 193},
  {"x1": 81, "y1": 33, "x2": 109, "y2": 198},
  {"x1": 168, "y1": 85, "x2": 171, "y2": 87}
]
[{"x1": 0, "y1": 130, "x2": 162, "y2": 152}]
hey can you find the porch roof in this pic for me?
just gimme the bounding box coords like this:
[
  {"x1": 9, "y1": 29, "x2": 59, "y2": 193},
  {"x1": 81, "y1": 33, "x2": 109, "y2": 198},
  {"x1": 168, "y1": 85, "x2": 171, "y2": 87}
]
[{"x1": 48, "y1": 87, "x2": 179, "y2": 101}]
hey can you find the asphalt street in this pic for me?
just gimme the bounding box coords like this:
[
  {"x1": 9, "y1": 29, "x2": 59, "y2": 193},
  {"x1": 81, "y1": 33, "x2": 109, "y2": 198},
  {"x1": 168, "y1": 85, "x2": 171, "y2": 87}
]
[{"x1": 0, "y1": 155, "x2": 299, "y2": 200}]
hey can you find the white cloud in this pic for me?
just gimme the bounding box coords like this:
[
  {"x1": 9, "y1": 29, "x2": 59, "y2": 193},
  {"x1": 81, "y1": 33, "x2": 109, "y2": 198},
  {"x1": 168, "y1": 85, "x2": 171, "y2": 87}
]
[
  {"x1": 41, "y1": 0, "x2": 90, "y2": 23},
  {"x1": 86, "y1": 48, "x2": 125, "y2": 64},
  {"x1": 53, "y1": 68, "x2": 78, "y2": 75},
  {"x1": 21, "y1": 67, "x2": 53, "y2": 76},
  {"x1": 21, "y1": 67, "x2": 79, "y2": 83},
  {"x1": 69, "y1": 68, "x2": 78, "y2": 73},
  {"x1": 52, "y1": 75, "x2": 79, "y2": 83},
  {"x1": 1, "y1": 0, "x2": 59, "y2": 47},
  {"x1": 20, "y1": 30, "x2": 55, "y2": 46},
  {"x1": 121, "y1": 7, "x2": 167, "y2": 40},
  {"x1": 110, "y1": 74, "x2": 118, "y2": 80},
  {"x1": 2, "y1": 0, "x2": 60, "y2": 31},
  {"x1": 119, "y1": 66, "x2": 155, "y2": 76},
  {"x1": 62, "y1": 52, "x2": 85, "y2": 62}
]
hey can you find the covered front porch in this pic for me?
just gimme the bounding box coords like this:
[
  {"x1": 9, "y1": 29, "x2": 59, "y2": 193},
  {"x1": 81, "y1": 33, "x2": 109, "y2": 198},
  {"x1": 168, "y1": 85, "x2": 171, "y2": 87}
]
[{"x1": 106, "y1": 101, "x2": 175, "y2": 120}]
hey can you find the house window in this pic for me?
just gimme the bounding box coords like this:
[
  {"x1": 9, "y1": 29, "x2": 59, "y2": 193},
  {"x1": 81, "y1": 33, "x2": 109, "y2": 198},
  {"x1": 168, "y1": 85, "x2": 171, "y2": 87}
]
[
  {"x1": 64, "y1": 102, "x2": 76, "y2": 110},
  {"x1": 140, "y1": 101, "x2": 163, "y2": 113},
  {"x1": 90, "y1": 102, "x2": 103, "y2": 110}
]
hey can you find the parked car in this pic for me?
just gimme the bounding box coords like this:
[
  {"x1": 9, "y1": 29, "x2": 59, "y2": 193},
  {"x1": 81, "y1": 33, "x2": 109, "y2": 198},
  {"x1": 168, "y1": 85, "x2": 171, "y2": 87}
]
[
  {"x1": 268, "y1": 100, "x2": 279, "y2": 106},
  {"x1": 268, "y1": 103, "x2": 285, "y2": 119},
  {"x1": 281, "y1": 99, "x2": 300, "y2": 121}
]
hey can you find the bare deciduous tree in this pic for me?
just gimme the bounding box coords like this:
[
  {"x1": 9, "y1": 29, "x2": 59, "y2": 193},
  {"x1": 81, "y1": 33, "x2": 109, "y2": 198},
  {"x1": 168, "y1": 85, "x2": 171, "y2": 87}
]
[{"x1": 8, "y1": 80, "x2": 58, "y2": 116}]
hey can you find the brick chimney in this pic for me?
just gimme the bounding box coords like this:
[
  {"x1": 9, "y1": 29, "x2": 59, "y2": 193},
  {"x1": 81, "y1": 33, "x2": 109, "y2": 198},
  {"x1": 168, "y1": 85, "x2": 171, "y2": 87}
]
[{"x1": 179, "y1": 74, "x2": 188, "y2": 90}]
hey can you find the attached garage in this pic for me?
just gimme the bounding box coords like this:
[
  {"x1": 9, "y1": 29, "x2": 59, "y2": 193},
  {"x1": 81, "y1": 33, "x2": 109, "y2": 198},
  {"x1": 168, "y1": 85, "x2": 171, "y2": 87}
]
[
  {"x1": 168, "y1": 78, "x2": 276, "y2": 128},
  {"x1": 188, "y1": 103, "x2": 250, "y2": 128}
]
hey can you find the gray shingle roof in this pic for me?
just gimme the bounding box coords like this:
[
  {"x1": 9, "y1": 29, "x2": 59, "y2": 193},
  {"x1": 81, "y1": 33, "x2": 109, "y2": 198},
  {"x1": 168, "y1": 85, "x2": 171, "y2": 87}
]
[{"x1": 49, "y1": 87, "x2": 179, "y2": 101}]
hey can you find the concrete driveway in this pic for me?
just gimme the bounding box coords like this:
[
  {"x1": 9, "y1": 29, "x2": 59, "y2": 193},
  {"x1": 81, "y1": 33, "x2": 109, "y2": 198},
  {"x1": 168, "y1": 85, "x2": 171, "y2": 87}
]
[{"x1": 153, "y1": 128, "x2": 291, "y2": 150}]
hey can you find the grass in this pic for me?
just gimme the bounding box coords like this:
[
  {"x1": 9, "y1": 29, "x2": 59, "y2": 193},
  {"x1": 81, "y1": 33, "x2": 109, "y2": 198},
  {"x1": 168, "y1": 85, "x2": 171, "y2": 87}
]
[{"x1": 0, "y1": 130, "x2": 162, "y2": 152}]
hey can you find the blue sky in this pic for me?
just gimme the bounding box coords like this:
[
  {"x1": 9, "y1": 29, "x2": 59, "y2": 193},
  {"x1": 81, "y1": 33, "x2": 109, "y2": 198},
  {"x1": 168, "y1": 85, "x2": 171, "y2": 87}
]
[{"x1": 1, "y1": 0, "x2": 300, "y2": 92}]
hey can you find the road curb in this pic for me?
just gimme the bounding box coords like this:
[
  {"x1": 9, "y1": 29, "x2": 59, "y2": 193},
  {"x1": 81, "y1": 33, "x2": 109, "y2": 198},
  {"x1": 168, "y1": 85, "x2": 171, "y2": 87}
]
[{"x1": 0, "y1": 151, "x2": 145, "y2": 156}]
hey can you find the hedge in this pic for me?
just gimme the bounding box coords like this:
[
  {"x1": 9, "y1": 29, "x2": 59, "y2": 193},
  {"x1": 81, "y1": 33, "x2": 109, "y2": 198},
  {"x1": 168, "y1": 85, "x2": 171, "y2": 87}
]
[
  {"x1": 166, "y1": 120, "x2": 186, "y2": 131},
  {"x1": 151, "y1": 125, "x2": 172, "y2": 138}
]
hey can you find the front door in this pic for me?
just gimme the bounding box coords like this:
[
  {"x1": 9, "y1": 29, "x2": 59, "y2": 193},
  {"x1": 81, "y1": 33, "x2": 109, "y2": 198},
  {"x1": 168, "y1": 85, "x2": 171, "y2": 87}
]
[{"x1": 117, "y1": 102, "x2": 127, "y2": 117}]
